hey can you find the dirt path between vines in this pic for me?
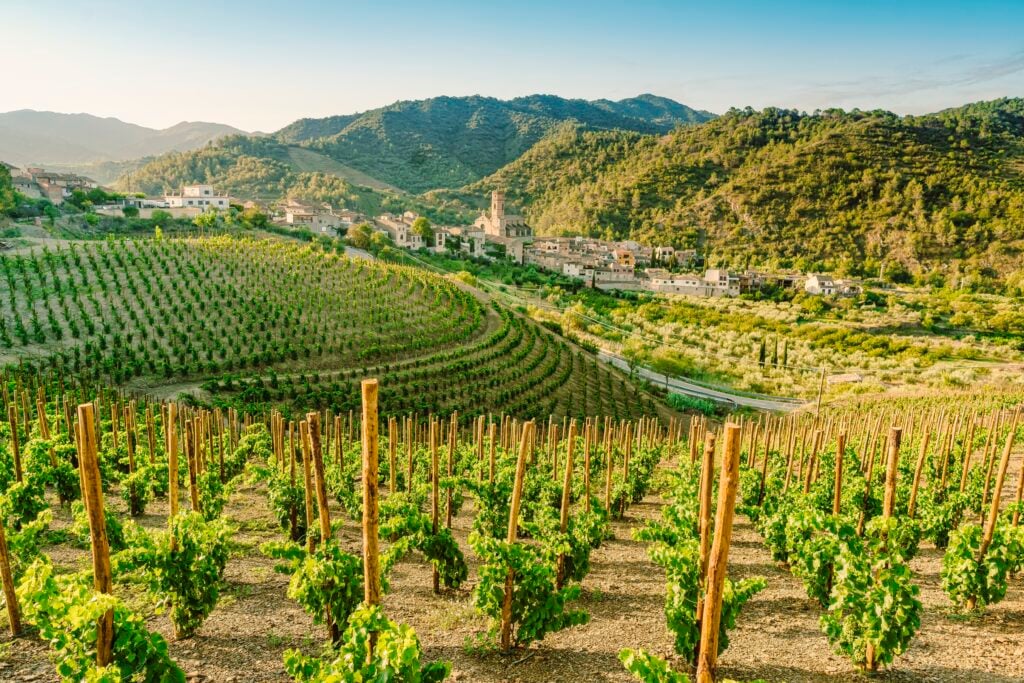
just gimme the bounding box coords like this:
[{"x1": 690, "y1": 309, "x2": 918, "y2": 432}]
[{"x1": 3, "y1": 482, "x2": 1023, "y2": 682}]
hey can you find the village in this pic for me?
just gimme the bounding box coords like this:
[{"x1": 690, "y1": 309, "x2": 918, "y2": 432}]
[{"x1": 3, "y1": 161, "x2": 862, "y2": 299}]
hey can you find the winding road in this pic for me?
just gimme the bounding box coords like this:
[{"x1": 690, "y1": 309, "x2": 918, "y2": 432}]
[{"x1": 598, "y1": 350, "x2": 807, "y2": 413}]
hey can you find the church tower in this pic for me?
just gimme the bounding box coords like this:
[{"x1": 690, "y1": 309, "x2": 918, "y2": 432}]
[{"x1": 491, "y1": 190, "x2": 505, "y2": 226}]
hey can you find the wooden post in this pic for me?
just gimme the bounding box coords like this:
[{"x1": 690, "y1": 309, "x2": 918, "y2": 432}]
[
  {"x1": 604, "y1": 424, "x2": 614, "y2": 512},
  {"x1": 167, "y1": 404, "x2": 179, "y2": 518},
  {"x1": 146, "y1": 404, "x2": 156, "y2": 467},
  {"x1": 300, "y1": 421, "x2": 316, "y2": 554},
  {"x1": 446, "y1": 414, "x2": 455, "y2": 528},
  {"x1": 488, "y1": 421, "x2": 497, "y2": 483},
  {"x1": 430, "y1": 420, "x2": 440, "y2": 594},
  {"x1": 865, "y1": 427, "x2": 902, "y2": 670},
  {"x1": 306, "y1": 413, "x2": 332, "y2": 544},
  {"x1": 695, "y1": 424, "x2": 741, "y2": 683},
  {"x1": 500, "y1": 421, "x2": 533, "y2": 652},
  {"x1": 882, "y1": 428, "x2": 902, "y2": 519},
  {"x1": 833, "y1": 433, "x2": 845, "y2": 516},
  {"x1": 556, "y1": 420, "x2": 577, "y2": 589},
  {"x1": 979, "y1": 410, "x2": 1019, "y2": 557},
  {"x1": 583, "y1": 419, "x2": 592, "y2": 512},
  {"x1": 361, "y1": 380, "x2": 381, "y2": 654},
  {"x1": 815, "y1": 366, "x2": 826, "y2": 416},
  {"x1": 76, "y1": 403, "x2": 113, "y2": 667},
  {"x1": 407, "y1": 416, "x2": 415, "y2": 493},
  {"x1": 907, "y1": 430, "x2": 931, "y2": 519},
  {"x1": 186, "y1": 420, "x2": 201, "y2": 513},
  {"x1": 959, "y1": 414, "x2": 977, "y2": 494},
  {"x1": 388, "y1": 417, "x2": 397, "y2": 496},
  {"x1": 0, "y1": 516, "x2": 21, "y2": 636},
  {"x1": 693, "y1": 430, "x2": 716, "y2": 661},
  {"x1": 7, "y1": 406, "x2": 21, "y2": 483}
]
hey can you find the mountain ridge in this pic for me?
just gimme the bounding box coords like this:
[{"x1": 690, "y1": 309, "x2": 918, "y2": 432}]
[
  {"x1": 0, "y1": 109, "x2": 248, "y2": 168},
  {"x1": 120, "y1": 93, "x2": 713, "y2": 195}
]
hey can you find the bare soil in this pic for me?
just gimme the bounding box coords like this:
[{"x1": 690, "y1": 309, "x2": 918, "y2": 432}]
[{"x1": 2, "y1": 482, "x2": 1022, "y2": 682}]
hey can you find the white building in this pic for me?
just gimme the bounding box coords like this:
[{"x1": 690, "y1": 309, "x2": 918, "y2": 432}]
[
  {"x1": 165, "y1": 184, "x2": 230, "y2": 210},
  {"x1": 805, "y1": 274, "x2": 837, "y2": 296}
]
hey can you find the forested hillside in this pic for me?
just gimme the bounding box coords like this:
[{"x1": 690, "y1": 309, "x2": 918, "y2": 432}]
[
  {"x1": 121, "y1": 94, "x2": 712, "y2": 196},
  {"x1": 115, "y1": 135, "x2": 470, "y2": 222},
  {"x1": 455, "y1": 98, "x2": 1024, "y2": 282}
]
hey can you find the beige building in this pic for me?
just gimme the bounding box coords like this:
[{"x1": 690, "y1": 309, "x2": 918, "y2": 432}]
[
  {"x1": 283, "y1": 200, "x2": 342, "y2": 234},
  {"x1": 474, "y1": 191, "x2": 532, "y2": 238},
  {"x1": 374, "y1": 212, "x2": 425, "y2": 249}
]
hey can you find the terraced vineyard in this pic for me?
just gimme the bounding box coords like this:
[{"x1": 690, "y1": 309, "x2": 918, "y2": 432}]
[{"x1": 0, "y1": 236, "x2": 661, "y2": 420}]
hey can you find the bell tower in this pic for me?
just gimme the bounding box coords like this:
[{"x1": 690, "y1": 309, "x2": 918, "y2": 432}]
[{"x1": 491, "y1": 190, "x2": 505, "y2": 226}]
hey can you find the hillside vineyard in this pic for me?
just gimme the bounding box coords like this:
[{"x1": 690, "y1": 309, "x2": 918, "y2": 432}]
[{"x1": 0, "y1": 236, "x2": 658, "y2": 419}]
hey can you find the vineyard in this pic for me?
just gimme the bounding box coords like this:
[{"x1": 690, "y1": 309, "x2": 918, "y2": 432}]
[
  {"x1": 0, "y1": 371, "x2": 1022, "y2": 682},
  {"x1": 0, "y1": 236, "x2": 660, "y2": 420}
]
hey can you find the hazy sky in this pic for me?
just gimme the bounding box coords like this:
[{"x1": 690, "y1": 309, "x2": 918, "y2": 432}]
[{"x1": 2, "y1": 0, "x2": 1023, "y2": 132}]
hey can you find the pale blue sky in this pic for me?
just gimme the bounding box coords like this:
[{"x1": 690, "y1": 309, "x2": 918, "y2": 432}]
[{"x1": 2, "y1": 0, "x2": 1022, "y2": 131}]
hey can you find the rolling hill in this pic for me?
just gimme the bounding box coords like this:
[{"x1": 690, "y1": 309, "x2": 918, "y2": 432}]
[
  {"x1": 120, "y1": 94, "x2": 714, "y2": 196},
  {"x1": 438, "y1": 98, "x2": 1024, "y2": 282},
  {"x1": 0, "y1": 110, "x2": 247, "y2": 168}
]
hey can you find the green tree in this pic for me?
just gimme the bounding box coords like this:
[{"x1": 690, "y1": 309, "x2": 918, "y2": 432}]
[
  {"x1": 347, "y1": 222, "x2": 374, "y2": 250},
  {"x1": 411, "y1": 216, "x2": 433, "y2": 242},
  {"x1": 193, "y1": 209, "x2": 219, "y2": 230},
  {"x1": 240, "y1": 207, "x2": 269, "y2": 229},
  {"x1": 0, "y1": 165, "x2": 16, "y2": 214}
]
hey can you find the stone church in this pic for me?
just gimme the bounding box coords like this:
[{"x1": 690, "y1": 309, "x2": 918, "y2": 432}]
[{"x1": 474, "y1": 191, "x2": 532, "y2": 238}]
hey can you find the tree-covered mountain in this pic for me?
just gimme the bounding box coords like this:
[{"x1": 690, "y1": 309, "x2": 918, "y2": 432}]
[
  {"x1": 291, "y1": 94, "x2": 713, "y2": 192},
  {"x1": 443, "y1": 98, "x2": 1024, "y2": 283},
  {"x1": 0, "y1": 110, "x2": 247, "y2": 167},
  {"x1": 123, "y1": 94, "x2": 714, "y2": 195},
  {"x1": 115, "y1": 135, "x2": 470, "y2": 223}
]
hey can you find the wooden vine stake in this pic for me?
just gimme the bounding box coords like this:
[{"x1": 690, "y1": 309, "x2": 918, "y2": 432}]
[
  {"x1": 430, "y1": 420, "x2": 441, "y2": 593},
  {"x1": 0, "y1": 514, "x2": 21, "y2": 636},
  {"x1": 500, "y1": 421, "x2": 533, "y2": 653},
  {"x1": 971, "y1": 409, "x2": 1020, "y2": 608},
  {"x1": 306, "y1": 413, "x2": 332, "y2": 544},
  {"x1": 300, "y1": 421, "x2": 316, "y2": 554},
  {"x1": 7, "y1": 405, "x2": 21, "y2": 483},
  {"x1": 695, "y1": 423, "x2": 740, "y2": 683},
  {"x1": 865, "y1": 426, "x2": 902, "y2": 671},
  {"x1": 907, "y1": 431, "x2": 931, "y2": 519},
  {"x1": 693, "y1": 431, "x2": 716, "y2": 662},
  {"x1": 167, "y1": 403, "x2": 179, "y2": 519},
  {"x1": 556, "y1": 420, "x2": 577, "y2": 589},
  {"x1": 360, "y1": 380, "x2": 382, "y2": 655},
  {"x1": 388, "y1": 417, "x2": 397, "y2": 495},
  {"x1": 77, "y1": 403, "x2": 114, "y2": 668},
  {"x1": 833, "y1": 433, "x2": 846, "y2": 516}
]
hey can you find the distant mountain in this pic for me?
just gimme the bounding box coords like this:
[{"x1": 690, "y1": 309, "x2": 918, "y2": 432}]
[
  {"x1": 124, "y1": 94, "x2": 714, "y2": 197},
  {"x1": 593, "y1": 94, "x2": 715, "y2": 128},
  {"x1": 0, "y1": 110, "x2": 247, "y2": 169},
  {"x1": 273, "y1": 94, "x2": 715, "y2": 192}
]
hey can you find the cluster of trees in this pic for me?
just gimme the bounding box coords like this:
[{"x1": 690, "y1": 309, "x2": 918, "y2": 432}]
[{"x1": 0, "y1": 164, "x2": 16, "y2": 215}]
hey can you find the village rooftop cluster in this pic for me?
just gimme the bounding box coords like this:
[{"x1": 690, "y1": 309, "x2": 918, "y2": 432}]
[{"x1": 3, "y1": 163, "x2": 862, "y2": 299}]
